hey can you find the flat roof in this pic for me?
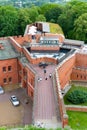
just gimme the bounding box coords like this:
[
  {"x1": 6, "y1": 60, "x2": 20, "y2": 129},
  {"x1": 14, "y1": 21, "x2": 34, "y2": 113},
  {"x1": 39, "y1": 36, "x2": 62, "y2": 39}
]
[
  {"x1": 64, "y1": 39, "x2": 84, "y2": 45},
  {"x1": 0, "y1": 39, "x2": 19, "y2": 60}
]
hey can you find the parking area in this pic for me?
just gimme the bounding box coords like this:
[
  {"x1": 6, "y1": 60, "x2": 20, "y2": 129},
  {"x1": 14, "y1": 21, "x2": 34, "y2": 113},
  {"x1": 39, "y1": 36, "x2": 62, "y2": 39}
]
[{"x1": 0, "y1": 87, "x2": 33, "y2": 127}]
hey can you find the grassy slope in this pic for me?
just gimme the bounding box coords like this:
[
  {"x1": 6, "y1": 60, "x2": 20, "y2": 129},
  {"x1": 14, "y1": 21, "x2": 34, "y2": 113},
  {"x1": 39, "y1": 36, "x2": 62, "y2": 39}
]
[{"x1": 49, "y1": 22, "x2": 64, "y2": 35}]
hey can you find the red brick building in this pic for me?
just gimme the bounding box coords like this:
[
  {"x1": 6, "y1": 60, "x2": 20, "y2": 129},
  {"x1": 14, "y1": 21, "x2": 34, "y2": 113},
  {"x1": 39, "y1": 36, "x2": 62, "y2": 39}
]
[{"x1": 0, "y1": 22, "x2": 86, "y2": 128}]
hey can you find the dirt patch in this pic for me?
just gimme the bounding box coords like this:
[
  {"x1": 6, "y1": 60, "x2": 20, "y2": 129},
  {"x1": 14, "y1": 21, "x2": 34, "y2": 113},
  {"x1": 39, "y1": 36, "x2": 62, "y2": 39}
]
[
  {"x1": 0, "y1": 101, "x2": 24, "y2": 126},
  {"x1": 3, "y1": 84, "x2": 20, "y2": 92}
]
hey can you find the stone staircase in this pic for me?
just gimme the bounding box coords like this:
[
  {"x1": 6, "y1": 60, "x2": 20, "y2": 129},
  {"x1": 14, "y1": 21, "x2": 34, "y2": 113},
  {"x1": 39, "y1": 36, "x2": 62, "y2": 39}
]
[{"x1": 35, "y1": 116, "x2": 62, "y2": 129}]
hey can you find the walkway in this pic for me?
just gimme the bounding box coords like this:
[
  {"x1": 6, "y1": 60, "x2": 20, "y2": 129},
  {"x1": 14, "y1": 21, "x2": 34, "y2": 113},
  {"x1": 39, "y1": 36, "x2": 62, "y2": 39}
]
[{"x1": 33, "y1": 64, "x2": 62, "y2": 128}]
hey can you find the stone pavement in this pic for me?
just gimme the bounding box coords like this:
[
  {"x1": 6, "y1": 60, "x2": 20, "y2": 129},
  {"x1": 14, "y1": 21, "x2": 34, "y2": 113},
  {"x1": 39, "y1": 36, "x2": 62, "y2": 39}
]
[{"x1": 32, "y1": 64, "x2": 62, "y2": 128}]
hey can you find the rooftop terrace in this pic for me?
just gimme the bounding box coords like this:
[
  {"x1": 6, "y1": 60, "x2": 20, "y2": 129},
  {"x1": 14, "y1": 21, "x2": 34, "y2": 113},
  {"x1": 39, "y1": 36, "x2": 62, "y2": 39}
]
[
  {"x1": 28, "y1": 48, "x2": 71, "y2": 60},
  {"x1": 0, "y1": 39, "x2": 19, "y2": 60}
]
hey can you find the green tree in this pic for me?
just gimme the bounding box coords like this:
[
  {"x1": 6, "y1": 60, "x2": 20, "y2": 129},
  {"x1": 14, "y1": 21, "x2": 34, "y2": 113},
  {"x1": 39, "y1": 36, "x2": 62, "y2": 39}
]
[
  {"x1": 74, "y1": 13, "x2": 87, "y2": 43},
  {"x1": 67, "y1": 89, "x2": 87, "y2": 104},
  {"x1": 17, "y1": 8, "x2": 32, "y2": 35},
  {"x1": 28, "y1": 6, "x2": 39, "y2": 23},
  {"x1": 40, "y1": 4, "x2": 59, "y2": 16},
  {"x1": 36, "y1": 14, "x2": 46, "y2": 22},
  {"x1": 58, "y1": 0, "x2": 87, "y2": 39},
  {"x1": 0, "y1": 6, "x2": 18, "y2": 37},
  {"x1": 45, "y1": 5, "x2": 63, "y2": 23}
]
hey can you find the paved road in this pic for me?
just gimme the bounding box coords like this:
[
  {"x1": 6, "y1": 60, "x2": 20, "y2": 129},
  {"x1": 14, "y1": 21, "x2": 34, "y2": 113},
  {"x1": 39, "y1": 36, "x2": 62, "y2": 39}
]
[{"x1": 0, "y1": 88, "x2": 33, "y2": 126}]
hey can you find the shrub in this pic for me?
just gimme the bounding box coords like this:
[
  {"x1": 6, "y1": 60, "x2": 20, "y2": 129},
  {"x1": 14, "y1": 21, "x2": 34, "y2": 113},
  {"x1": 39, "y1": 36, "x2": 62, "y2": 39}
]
[{"x1": 67, "y1": 90, "x2": 87, "y2": 104}]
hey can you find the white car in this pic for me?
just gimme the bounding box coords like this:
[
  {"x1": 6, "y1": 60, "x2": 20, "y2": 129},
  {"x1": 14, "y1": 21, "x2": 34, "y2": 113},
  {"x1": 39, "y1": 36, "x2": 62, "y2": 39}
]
[
  {"x1": 0, "y1": 86, "x2": 4, "y2": 94},
  {"x1": 10, "y1": 95, "x2": 20, "y2": 106}
]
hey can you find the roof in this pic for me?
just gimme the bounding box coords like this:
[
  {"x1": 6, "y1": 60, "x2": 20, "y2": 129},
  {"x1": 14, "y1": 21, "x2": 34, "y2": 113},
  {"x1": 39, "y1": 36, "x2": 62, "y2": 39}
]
[
  {"x1": 64, "y1": 39, "x2": 84, "y2": 45},
  {"x1": 0, "y1": 39, "x2": 19, "y2": 60}
]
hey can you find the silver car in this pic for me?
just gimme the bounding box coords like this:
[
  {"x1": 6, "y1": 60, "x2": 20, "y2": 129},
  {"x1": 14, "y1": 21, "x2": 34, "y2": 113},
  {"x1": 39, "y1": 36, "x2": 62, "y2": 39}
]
[
  {"x1": 10, "y1": 95, "x2": 20, "y2": 106},
  {"x1": 0, "y1": 86, "x2": 4, "y2": 94}
]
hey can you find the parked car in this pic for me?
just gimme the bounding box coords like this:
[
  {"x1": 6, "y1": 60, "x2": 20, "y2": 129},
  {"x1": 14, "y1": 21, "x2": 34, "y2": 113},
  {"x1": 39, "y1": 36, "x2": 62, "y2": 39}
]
[
  {"x1": 0, "y1": 86, "x2": 4, "y2": 94},
  {"x1": 10, "y1": 95, "x2": 20, "y2": 106}
]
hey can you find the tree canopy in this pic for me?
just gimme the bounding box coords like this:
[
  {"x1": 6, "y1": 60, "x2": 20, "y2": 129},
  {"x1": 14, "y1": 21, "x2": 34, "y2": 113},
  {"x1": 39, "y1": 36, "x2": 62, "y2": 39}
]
[{"x1": 0, "y1": 0, "x2": 87, "y2": 43}]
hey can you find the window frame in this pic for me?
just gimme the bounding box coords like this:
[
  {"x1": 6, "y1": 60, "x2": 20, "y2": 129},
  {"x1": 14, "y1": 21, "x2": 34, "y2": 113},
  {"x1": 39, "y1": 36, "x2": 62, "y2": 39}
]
[
  {"x1": 8, "y1": 66, "x2": 12, "y2": 72},
  {"x1": 3, "y1": 78, "x2": 7, "y2": 84},
  {"x1": 3, "y1": 67, "x2": 6, "y2": 72}
]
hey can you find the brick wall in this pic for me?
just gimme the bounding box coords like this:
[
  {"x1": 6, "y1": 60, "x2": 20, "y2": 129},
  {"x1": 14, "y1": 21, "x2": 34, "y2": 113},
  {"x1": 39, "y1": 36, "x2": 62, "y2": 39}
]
[
  {"x1": 58, "y1": 55, "x2": 76, "y2": 89},
  {"x1": 75, "y1": 53, "x2": 87, "y2": 67},
  {"x1": 31, "y1": 33, "x2": 64, "y2": 43},
  {"x1": 31, "y1": 45, "x2": 60, "y2": 51},
  {"x1": 55, "y1": 72, "x2": 68, "y2": 127},
  {"x1": 12, "y1": 35, "x2": 31, "y2": 45},
  {"x1": 0, "y1": 58, "x2": 18, "y2": 86},
  {"x1": 9, "y1": 37, "x2": 22, "y2": 52},
  {"x1": 66, "y1": 105, "x2": 87, "y2": 112},
  {"x1": 25, "y1": 65, "x2": 35, "y2": 99},
  {"x1": 23, "y1": 47, "x2": 58, "y2": 64},
  {"x1": 18, "y1": 60, "x2": 35, "y2": 99},
  {"x1": 71, "y1": 68, "x2": 87, "y2": 81},
  {"x1": 71, "y1": 53, "x2": 87, "y2": 81}
]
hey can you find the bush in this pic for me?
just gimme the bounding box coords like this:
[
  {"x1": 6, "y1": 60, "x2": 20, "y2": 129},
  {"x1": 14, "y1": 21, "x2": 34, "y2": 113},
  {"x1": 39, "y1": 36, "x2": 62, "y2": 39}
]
[{"x1": 67, "y1": 90, "x2": 87, "y2": 104}]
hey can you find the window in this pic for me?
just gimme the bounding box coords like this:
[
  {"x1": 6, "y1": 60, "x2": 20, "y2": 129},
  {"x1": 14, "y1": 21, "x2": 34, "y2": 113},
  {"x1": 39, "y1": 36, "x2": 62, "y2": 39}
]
[
  {"x1": 3, "y1": 67, "x2": 6, "y2": 72},
  {"x1": 84, "y1": 76, "x2": 86, "y2": 79},
  {"x1": 8, "y1": 66, "x2": 12, "y2": 71},
  {"x1": 9, "y1": 77, "x2": 12, "y2": 83},
  {"x1": 3, "y1": 78, "x2": 7, "y2": 83},
  {"x1": 31, "y1": 92, "x2": 33, "y2": 97}
]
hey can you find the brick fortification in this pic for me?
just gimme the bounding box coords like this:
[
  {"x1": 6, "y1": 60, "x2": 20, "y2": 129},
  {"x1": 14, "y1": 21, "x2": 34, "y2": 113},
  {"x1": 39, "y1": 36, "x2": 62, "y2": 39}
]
[{"x1": 0, "y1": 22, "x2": 86, "y2": 128}]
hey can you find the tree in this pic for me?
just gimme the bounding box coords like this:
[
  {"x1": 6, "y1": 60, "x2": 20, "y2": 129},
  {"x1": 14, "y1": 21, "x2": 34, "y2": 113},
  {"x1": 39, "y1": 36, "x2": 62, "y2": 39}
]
[
  {"x1": 45, "y1": 5, "x2": 63, "y2": 23},
  {"x1": 0, "y1": 6, "x2": 18, "y2": 37},
  {"x1": 73, "y1": 13, "x2": 87, "y2": 43},
  {"x1": 17, "y1": 8, "x2": 32, "y2": 35},
  {"x1": 67, "y1": 89, "x2": 87, "y2": 104},
  {"x1": 36, "y1": 14, "x2": 46, "y2": 22},
  {"x1": 28, "y1": 6, "x2": 39, "y2": 23},
  {"x1": 58, "y1": 0, "x2": 87, "y2": 39}
]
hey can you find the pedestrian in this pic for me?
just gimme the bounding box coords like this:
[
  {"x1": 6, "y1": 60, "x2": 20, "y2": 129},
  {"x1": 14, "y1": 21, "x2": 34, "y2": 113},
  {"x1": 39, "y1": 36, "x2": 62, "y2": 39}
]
[
  {"x1": 44, "y1": 69, "x2": 46, "y2": 73},
  {"x1": 49, "y1": 73, "x2": 52, "y2": 78},
  {"x1": 45, "y1": 77, "x2": 47, "y2": 80}
]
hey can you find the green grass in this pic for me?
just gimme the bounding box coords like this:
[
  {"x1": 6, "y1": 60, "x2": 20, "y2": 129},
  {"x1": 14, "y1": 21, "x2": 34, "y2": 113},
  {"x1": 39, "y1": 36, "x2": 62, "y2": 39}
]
[
  {"x1": 67, "y1": 110, "x2": 87, "y2": 130},
  {"x1": 64, "y1": 84, "x2": 87, "y2": 105},
  {"x1": 49, "y1": 22, "x2": 64, "y2": 34}
]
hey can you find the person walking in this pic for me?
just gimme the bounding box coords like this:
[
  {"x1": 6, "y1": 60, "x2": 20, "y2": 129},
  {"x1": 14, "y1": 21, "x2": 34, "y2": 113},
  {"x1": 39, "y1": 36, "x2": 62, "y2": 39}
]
[{"x1": 49, "y1": 73, "x2": 52, "y2": 78}]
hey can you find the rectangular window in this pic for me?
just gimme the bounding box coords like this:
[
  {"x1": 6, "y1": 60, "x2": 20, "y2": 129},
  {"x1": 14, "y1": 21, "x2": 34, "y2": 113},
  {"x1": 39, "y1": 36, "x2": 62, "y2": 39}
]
[
  {"x1": 3, "y1": 67, "x2": 6, "y2": 72},
  {"x1": 31, "y1": 92, "x2": 33, "y2": 97},
  {"x1": 8, "y1": 77, "x2": 12, "y2": 83},
  {"x1": 77, "y1": 74, "x2": 78, "y2": 78},
  {"x1": 3, "y1": 78, "x2": 7, "y2": 83},
  {"x1": 84, "y1": 76, "x2": 86, "y2": 79},
  {"x1": 8, "y1": 66, "x2": 12, "y2": 71}
]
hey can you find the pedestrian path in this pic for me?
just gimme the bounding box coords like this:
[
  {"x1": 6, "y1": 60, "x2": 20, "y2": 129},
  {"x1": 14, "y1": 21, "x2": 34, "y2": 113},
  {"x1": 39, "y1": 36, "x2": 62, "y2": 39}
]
[{"x1": 33, "y1": 64, "x2": 62, "y2": 128}]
